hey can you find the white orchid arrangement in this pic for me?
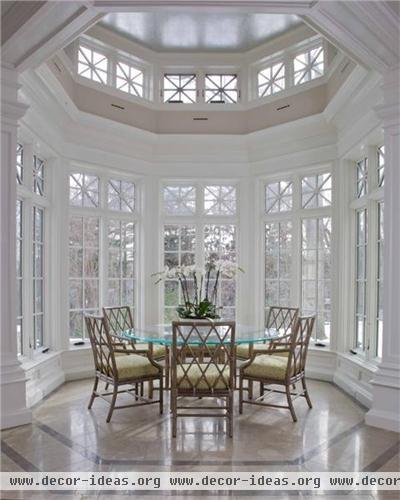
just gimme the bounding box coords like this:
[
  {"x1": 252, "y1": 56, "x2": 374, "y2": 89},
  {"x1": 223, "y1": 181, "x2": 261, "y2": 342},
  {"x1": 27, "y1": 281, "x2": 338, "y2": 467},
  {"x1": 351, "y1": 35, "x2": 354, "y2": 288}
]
[{"x1": 153, "y1": 260, "x2": 243, "y2": 319}]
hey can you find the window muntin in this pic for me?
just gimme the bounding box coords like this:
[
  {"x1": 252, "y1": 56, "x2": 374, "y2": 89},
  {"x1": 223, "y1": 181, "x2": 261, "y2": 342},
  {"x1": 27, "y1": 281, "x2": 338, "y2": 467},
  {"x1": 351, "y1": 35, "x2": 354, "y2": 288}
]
[
  {"x1": 205, "y1": 74, "x2": 238, "y2": 104},
  {"x1": 302, "y1": 173, "x2": 332, "y2": 209},
  {"x1": 376, "y1": 202, "x2": 384, "y2": 358},
  {"x1": 16, "y1": 200, "x2": 23, "y2": 355},
  {"x1": 163, "y1": 185, "x2": 196, "y2": 215},
  {"x1": 108, "y1": 179, "x2": 135, "y2": 212},
  {"x1": 16, "y1": 143, "x2": 23, "y2": 185},
  {"x1": 78, "y1": 45, "x2": 108, "y2": 84},
  {"x1": 68, "y1": 216, "x2": 100, "y2": 339},
  {"x1": 378, "y1": 146, "x2": 385, "y2": 187},
  {"x1": 204, "y1": 185, "x2": 236, "y2": 216},
  {"x1": 33, "y1": 207, "x2": 44, "y2": 349},
  {"x1": 265, "y1": 221, "x2": 292, "y2": 311},
  {"x1": 69, "y1": 173, "x2": 99, "y2": 208},
  {"x1": 294, "y1": 45, "x2": 324, "y2": 86},
  {"x1": 33, "y1": 155, "x2": 44, "y2": 196},
  {"x1": 107, "y1": 220, "x2": 135, "y2": 308},
  {"x1": 163, "y1": 74, "x2": 196, "y2": 103},
  {"x1": 265, "y1": 180, "x2": 293, "y2": 213},
  {"x1": 355, "y1": 208, "x2": 367, "y2": 350},
  {"x1": 116, "y1": 61, "x2": 144, "y2": 97},
  {"x1": 258, "y1": 62, "x2": 285, "y2": 97},
  {"x1": 356, "y1": 158, "x2": 368, "y2": 198},
  {"x1": 301, "y1": 216, "x2": 332, "y2": 341}
]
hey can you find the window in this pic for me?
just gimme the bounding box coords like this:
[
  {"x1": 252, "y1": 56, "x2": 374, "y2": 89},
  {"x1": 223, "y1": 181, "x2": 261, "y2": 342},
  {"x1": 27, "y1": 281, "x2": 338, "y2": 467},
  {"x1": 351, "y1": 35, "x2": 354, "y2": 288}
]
[
  {"x1": 378, "y1": 146, "x2": 385, "y2": 187},
  {"x1": 265, "y1": 180, "x2": 293, "y2": 213},
  {"x1": 205, "y1": 74, "x2": 238, "y2": 103},
  {"x1": 265, "y1": 221, "x2": 292, "y2": 311},
  {"x1": 258, "y1": 62, "x2": 285, "y2": 97},
  {"x1": 108, "y1": 179, "x2": 135, "y2": 212},
  {"x1": 33, "y1": 207, "x2": 44, "y2": 349},
  {"x1": 116, "y1": 61, "x2": 144, "y2": 97},
  {"x1": 16, "y1": 143, "x2": 23, "y2": 185},
  {"x1": 302, "y1": 173, "x2": 332, "y2": 209},
  {"x1": 33, "y1": 155, "x2": 44, "y2": 196},
  {"x1": 301, "y1": 217, "x2": 332, "y2": 341},
  {"x1": 16, "y1": 200, "x2": 23, "y2": 355},
  {"x1": 78, "y1": 45, "x2": 108, "y2": 84},
  {"x1": 69, "y1": 216, "x2": 100, "y2": 339},
  {"x1": 163, "y1": 74, "x2": 196, "y2": 103},
  {"x1": 163, "y1": 185, "x2": 196, "y2": 215},
  {"x1": 294, "y1": 45, "x2": 324, "y2": 85},
  {"x1": 204, "y1": 185, "x2": 236, "y2": 215},
  {"x1": 69, "y1": 173, "x2": 99, "y2": 208},
  {"x1": 355, "y1": 209, "x2": 367, "y2": 350},
  {"x1": 356, "y1": 158, "x2": 368, "y2": 198},
  {"x1": 376, "y1": 202, "x2": 384, "y2": 357}
]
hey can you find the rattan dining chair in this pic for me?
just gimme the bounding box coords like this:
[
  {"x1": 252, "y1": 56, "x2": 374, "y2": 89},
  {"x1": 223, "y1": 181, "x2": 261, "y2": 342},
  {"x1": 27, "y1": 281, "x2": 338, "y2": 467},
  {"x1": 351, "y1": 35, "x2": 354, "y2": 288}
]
[
  {"x1": 86, "y1": 315, "x2": 164, "y2": 422},
  {"x1": 239, "y1": 315, "x2": 315, "y2": 422},
  {"x1": 171, "y1": 321, "x2": 236, "y2": 438},
  {"x1": 102, "y1": 306, "x2": 169, "y2": 392}
]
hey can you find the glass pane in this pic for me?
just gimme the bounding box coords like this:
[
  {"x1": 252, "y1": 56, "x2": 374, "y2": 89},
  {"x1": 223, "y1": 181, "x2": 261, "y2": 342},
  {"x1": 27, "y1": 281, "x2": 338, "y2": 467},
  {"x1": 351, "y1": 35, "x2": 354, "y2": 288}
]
[
  {"x1": 204, "y1": 185, "x2": 236, "y2": 215},
  {"x1": 164, "y1": 186, "x2": 196, "y2": 214}
]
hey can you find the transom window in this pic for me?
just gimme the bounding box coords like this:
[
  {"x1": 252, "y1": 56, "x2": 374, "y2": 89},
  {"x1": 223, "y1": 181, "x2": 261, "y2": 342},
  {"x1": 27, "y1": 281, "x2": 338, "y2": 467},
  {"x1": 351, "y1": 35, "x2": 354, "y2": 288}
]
[
  {"x1": 116, "y1": 61, "x2": 144, "y2": 97},
  {"x1": 205, "y1": 74, "x2": 238, "y2": 103},
  {"x1": 378, "y1": 146, "x2": 385, "y2": 187},
  {"x1": 204, "y1": 185, "x2": 236, "y2": 215},
  {"x1": 265, "y1": 180, "x2": 293, "y2": 213},
  {"x1": 16, "y1": 143, "x2": 23, "y2": 185},
  {"x1": 78, "y1": 45, "x2": 108, "y2": 84},
  {"x1": 107, "y1": 179, "x2": 135, "y2": 212},
  {"x1": 356, "y1": 158, "x2": 368, "y2": 198},
  {"x1": 258, "y1": 62, "x2": 285, "y2": 97},
  {"x1": 163, "y1": 185, "x2": 196, "y2": 215},
  {"x1": 69, "y1": 173, "x2": 99, "y2": 208},
  {"x1": 33, "y1": 155, "x2": 44, "y2": 196},
  {"x1": 163, "y1": 74, "x2": 197, "y2": 103},
  {"x1": 302, "y1": 173, "x2": 332, "y2": 209},
  {"x1": 294, "y1": 45, "x2": 324, "y2": 86}
]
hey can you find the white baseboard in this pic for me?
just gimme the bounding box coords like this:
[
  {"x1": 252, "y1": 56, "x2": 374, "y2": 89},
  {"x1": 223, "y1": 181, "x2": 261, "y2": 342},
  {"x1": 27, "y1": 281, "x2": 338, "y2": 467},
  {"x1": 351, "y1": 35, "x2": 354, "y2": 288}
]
[
  {"x1": 365, "y1": 408, "x2": 400, "y2": 433},
  {"x1": 1, "y1": 407, "x2": 32, "y2": 430}
]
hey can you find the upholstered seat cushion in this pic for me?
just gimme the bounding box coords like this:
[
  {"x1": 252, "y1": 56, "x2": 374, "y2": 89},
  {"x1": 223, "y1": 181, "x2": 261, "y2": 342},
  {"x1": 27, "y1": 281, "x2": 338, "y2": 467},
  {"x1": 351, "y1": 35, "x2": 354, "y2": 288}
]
[
  {"x1": 243, "y1": 354, "x2": 289, "y2": 381},
  {"x1": 177, "y1": 363, "x2": 230, "y2": 390},
  {"x1": 115, "y1": 353, "x2": 160, "y2": 380},
  {"x1": 236, "y1": 343, "x2": 289, "y2": 359}
]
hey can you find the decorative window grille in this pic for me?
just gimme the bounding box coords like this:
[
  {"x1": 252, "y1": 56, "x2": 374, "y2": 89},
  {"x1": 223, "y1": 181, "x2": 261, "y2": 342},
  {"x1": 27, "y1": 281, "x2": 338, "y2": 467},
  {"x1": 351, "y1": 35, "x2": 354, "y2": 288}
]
[
  {"x1": 301, "y1": 216, "x2": 332, "y2": 341},
  {"x1": 378, "y1": 146, "x2": 385, "y2": 187},
  {"x1": 356, "y1": 158, "x2": 368, "y2": 198},
  {"x1": 16, "y1": 144, "x2": 23, "y2": 185},
  {"x1": 16, "y1": 200, "x2": 23, "y2": 355},
  {"x1": 33, "y1": 207, "x2": 44, "y2": 349},
  {"x1": 116, "y1": 61, "x2": 144, "y2": 97},
  {"x1": 33, "y1": 155, "x2": 44, "y2": 196},
  {"x1": 69, "y1": 173, "x2": 99, "y2": 208},
  {"x1": 78, "y1": 45, "x2": 108, "y2": 84},
  {"x1": 294, "y1": 45, "x2": 324, "y2": 85},
  {"x1": 376, "y1": 202, "x2": 384, "y2": 357},
  {"x1": 205, "y1": 74, "x2": 238, "y2": 103},
  {"x1": 108, "y1": 179, "x2": 135, "y2": 212},
  {"x1": 163, "y1": 185, "x2": 196, "y2": 215},
  {"x1": 163, "y1": 74, "x2": 196, "y2": 103},
  {"x1": 265, "y1": 181, "x2": 293, "y2": 213},
  {"x1": 302, "y1": 173, "x2": 332, "y2": 209},
  {"x1": 204, "y1": 185, "x2": 236, "y2": 215},
  {"x1": 258, "y1": 62, "x2": 285, "y2": 97},
  {"x1": 355, "y1": 208, "x2": 367, "y2": 350}
]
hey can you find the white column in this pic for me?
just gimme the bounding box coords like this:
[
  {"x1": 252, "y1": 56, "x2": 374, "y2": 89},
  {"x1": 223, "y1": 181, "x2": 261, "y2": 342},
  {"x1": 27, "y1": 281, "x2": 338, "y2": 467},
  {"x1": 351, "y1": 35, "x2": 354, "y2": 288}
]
[
  {"x1": 0, "y1": 64, "x2": 31, "y2": 429},
  {"x1": 366, "y1": 68, "x2": 400, "y2": 432}
]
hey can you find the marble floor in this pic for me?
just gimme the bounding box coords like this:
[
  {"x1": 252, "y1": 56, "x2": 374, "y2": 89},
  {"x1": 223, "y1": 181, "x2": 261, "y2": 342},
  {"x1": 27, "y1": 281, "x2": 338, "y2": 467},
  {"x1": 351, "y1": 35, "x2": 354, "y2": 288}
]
[{"x1": 1, "y1": 379, "x2": 399, "y2": 499}]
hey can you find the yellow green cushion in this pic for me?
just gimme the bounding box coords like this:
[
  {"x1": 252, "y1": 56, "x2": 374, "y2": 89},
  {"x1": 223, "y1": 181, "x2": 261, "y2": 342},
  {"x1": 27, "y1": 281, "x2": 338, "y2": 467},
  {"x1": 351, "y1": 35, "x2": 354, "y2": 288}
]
[
  {"x1": 115, "y1": 354, "x2": 160, "y2": 380},
  {"x1": 176, "y1": 363, "x2": 230, "y2": 390},
  {"x1": 243, "y1": 355, "x2": 289, "y2": 381}
]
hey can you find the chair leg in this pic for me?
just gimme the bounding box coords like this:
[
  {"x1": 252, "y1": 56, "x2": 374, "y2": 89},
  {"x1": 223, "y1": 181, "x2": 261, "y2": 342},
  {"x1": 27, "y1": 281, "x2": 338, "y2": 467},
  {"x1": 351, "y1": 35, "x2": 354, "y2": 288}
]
[
  {"x1": 171, "y1": 390, "x2": 177, "y2": 438},
  {"x1": 248, "y1": 380, "x2": 253, "y2": 400},
  {"x1": 302, "y1": 377, "x2": 313, "y2": 409},
  {"x1": 260, "y1": 382, "x2": 264, "y2": 398},
  {"x1": 165, "y1": 351, "x2": 170, "y2": 390},
  {"x1": 106, "y1": 383, "x2": 118, "y2": 423},
  {"x1": 88, "y1": 377, "x2": 99, "y2": 409},
  {"x1": 239, "y1": 376, "x2": 244, "y2": 414},
  {"x1": 228, "y1": 394, "x2": 233, "y2": 438},
  {"x1": 159, "y1": 377, "x2": 164, "y2": 415},
  {"x1": 149, "y1": 380, "x2": 154, "y2": 399},
  {"x1": 140, "y1": 382, "x2": 144, "y2": 398},
  {"x1": 285, "y1": 383, "x2": 297, "y2": 422}
]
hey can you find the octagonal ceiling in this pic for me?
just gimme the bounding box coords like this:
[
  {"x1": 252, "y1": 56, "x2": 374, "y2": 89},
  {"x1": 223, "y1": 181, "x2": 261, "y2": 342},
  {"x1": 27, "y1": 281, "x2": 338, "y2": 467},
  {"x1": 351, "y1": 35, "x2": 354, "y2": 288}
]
[{"x1": 99, "y1": 12, "x2": 302, "y2": 53}]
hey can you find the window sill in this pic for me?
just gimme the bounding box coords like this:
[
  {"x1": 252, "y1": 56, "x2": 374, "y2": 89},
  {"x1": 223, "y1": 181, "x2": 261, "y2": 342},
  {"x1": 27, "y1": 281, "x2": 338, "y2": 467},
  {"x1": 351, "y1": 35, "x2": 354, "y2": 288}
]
[
  {"x1": 20, "y1": 350, "x2": 60, "y2": 371},
  {"x1": 68, "y1": 340, "x2": 91, "y2": 351},
  {"x1": 337, "y1": 352, "x2": 379, "y2": 373}
]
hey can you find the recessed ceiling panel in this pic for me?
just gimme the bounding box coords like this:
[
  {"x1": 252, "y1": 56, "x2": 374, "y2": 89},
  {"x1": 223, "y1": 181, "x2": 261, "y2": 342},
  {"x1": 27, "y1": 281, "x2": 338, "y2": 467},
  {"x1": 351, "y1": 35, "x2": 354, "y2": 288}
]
[{"x1": 99, "y1": 12, "x2": 302, "y2": 53}]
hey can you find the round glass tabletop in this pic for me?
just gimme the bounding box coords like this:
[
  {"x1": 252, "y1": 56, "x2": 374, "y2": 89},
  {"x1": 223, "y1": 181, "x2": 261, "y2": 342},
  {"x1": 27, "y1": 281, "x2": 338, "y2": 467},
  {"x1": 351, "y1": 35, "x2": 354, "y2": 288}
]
[{"x1": 120, "y1": 323, "x2": 281, "y2": 346}]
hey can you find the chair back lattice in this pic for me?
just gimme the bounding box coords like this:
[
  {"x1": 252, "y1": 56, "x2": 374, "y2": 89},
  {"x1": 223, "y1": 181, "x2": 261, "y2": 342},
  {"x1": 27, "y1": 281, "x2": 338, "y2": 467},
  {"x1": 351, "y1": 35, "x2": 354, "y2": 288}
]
[
  {"x1": 266, "y1": 306, "x2": 299, "y2": 334},
  {"x1": 287, "y1": 316, "x2": 315, "y2": 379},
  {"x1": 172, "y1": 321, "x2": 235, "y2": 394},
  {"x1": 85, "y1": 315, "x2": 117, "y2": 379},
  {"x1": 103, "y1": 306, "x2": 134, "y2": 337}
]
